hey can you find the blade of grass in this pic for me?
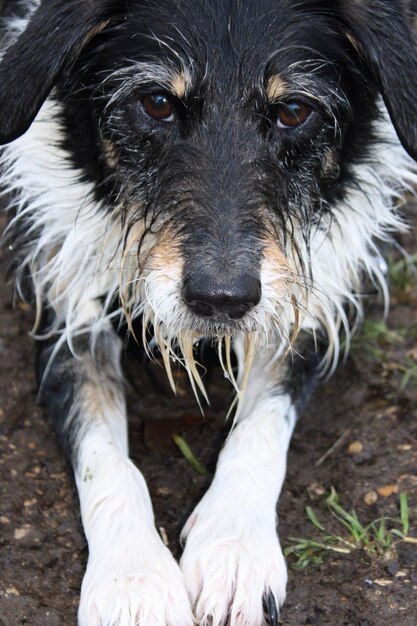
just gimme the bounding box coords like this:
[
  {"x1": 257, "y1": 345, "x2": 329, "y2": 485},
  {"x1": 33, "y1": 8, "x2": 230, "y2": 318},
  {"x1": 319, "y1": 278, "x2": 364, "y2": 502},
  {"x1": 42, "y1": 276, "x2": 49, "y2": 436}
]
[
  {"x1": 172, "y1": 434, "x2": 210, "y2": 476},
  {"x1": 327, "y1": 501, "x2": 367, "y2": 542},
  {"x1": 400, "y1": 492, "x2": 409, "y2": 536},
  {"x1": 286, "y1": 537, "x2": 352, "y2": 555},
  {"x1": 306, "y1": 506, "x2": 325, "y2": 532}
]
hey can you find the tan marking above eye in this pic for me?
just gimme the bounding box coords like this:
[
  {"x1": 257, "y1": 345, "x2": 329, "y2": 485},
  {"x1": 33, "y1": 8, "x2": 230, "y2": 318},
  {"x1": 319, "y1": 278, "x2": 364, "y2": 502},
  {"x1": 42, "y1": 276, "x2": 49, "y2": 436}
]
[
  {"x1": 266, "y1": 75, "x2": 287, "y2": 101},
  {"x1": 170, "y1": 70, "x2": 191, "y2": 99}
]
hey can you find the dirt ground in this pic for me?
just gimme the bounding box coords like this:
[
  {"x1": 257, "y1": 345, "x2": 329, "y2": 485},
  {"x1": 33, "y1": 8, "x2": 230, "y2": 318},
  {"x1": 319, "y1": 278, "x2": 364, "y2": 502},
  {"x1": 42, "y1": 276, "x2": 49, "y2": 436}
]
[{"x1": 1, "y1": 196, "x2": 417, "y2": 626}]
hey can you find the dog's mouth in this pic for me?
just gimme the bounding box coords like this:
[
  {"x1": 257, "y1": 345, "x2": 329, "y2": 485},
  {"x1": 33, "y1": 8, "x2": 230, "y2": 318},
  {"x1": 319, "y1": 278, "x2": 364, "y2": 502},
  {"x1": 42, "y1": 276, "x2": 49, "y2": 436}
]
[
  {"x1": 134, "y1": 285, "x2": 300, "y2": 416},
  {"x1": 117, "y1": 227, "x2": 301, "y2": 410},
  {"x1": 143, "y1": 318, "x2": 264, "y2": 415}
]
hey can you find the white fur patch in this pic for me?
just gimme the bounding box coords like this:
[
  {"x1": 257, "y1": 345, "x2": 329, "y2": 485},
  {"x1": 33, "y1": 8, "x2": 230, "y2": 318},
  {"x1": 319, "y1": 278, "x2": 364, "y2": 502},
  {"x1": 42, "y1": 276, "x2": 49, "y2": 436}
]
[
  {"x1": 75, "y1": 395, "x2": 193, "y2": 626},
  {"x1": 180, "y1": 356, "x2": 296, "y2": 625},
  {"x1": 299, "y1": 113, "x2": 417, "y2": 371}
]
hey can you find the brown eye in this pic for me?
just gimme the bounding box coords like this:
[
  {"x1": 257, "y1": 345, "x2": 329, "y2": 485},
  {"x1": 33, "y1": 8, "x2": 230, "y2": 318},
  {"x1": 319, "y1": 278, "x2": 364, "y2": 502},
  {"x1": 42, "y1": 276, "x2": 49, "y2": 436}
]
[
  {"x1": 276, "y1": 101, "x2": 311, "y2": 128},
  {"x1": 142, "y1": 94, "x2": 174, "y2": 122}
]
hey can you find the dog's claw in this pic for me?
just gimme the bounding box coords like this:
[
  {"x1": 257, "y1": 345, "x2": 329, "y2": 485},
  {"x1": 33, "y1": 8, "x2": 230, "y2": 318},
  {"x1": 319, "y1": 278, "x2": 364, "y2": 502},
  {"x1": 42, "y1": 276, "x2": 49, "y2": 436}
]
[
  {"x1": 262, "y1": 590, "x2": 279, "y2": 626},
  {"x1": 263, "y1": 591, "x2": 279, "y2": 625}
]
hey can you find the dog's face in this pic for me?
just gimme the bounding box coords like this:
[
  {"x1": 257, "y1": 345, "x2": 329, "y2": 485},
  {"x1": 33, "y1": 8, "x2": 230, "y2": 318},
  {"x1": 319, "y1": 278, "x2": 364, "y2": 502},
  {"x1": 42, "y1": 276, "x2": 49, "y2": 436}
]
[
  {"x1": 1, "y1": 0, "x2": 417, "y2": 375},
  {"x1": 84, "y1": 0, "x2": 374, "y2": 341}
]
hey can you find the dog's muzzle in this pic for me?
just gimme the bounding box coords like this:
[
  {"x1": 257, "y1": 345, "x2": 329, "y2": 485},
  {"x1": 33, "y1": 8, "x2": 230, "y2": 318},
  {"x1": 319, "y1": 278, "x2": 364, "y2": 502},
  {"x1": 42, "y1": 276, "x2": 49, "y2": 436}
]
[{"x1": 182, "y1": 272, "x2": 261, "y2": 321}]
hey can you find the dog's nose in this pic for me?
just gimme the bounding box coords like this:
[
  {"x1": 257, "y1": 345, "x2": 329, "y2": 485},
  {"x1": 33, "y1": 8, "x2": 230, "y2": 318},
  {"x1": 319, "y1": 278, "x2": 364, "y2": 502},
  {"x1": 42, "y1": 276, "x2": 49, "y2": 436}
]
[{"x1": 182, "y1": 273, "x2": 261, "y2": 320}]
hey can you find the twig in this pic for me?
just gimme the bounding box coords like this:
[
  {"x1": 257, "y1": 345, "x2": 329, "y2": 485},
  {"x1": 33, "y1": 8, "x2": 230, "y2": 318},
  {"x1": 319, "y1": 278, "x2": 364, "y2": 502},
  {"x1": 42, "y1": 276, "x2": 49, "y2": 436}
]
[{"x1": 315, "y1": 428, "x2": 351, "y2": 467}]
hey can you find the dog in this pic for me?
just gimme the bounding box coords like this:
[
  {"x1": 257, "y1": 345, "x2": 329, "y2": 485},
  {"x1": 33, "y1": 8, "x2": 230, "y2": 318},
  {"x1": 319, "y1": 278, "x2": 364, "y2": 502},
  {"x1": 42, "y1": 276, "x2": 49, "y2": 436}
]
[{"x1": 1, "y1": 0, "x2": 417, "y2": 625}]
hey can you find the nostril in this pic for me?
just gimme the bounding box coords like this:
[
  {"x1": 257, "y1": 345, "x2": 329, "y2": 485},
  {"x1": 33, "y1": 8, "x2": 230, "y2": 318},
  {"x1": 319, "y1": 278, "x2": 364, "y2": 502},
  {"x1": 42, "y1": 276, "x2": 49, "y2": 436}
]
[
  {"x1": 227, "y1": 303, "x2": 252, "y2": 320},
  {"x1": 189, "y1": 301, "x2": 214, "y2": 318},
  {"x1": 182, "y1": 282, "x2": 214, "y2": 317}
]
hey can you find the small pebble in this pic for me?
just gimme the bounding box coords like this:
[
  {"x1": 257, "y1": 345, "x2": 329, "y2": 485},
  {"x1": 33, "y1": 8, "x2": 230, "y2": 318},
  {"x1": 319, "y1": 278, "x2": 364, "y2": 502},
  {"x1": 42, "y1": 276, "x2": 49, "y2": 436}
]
[
  {"x1": 348, "y1": 441, "x2": 364, "y2": 455},
  {"x1": 307, "y1": 481, "x2": 326, "y2": 497},
  {"x1": 14, "y1": 525, "x2": 31, "y2": 540},
  {"x1": 5, "y1": 586, "x2": 20, "y2": 597},
  {"x1": 24, "y1": 498, "x2": 37, "y2": 508},
  {"x1": 364, "y1": 490, "x2": 378, "y2": 505},
  {"x1": 377, "y1": 484, "x2": 399, "y2": 497},
  {"x1": 399, "y1": 473, "x2": 417, "y2": 482},
  {"x1": 374, "y1": 579, "x2": 393, "y2": 587}
]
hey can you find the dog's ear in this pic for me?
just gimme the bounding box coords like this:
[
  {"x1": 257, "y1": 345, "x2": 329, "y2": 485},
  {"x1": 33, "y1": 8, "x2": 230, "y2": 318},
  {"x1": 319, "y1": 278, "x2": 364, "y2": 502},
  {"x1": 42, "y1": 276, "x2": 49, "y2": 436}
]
[
  {"x1": 0, "y1": 0, "x2": 113, "y2": 145},
  {"x1": 343, "y1": 0, "x2": 417, "y2": 160}
]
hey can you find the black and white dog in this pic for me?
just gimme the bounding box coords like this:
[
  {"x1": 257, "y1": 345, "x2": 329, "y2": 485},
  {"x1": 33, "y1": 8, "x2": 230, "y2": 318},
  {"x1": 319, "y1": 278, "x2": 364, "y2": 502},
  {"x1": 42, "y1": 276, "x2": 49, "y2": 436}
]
[{"x1": 1, "y1": 1, "x2": 417, "y2": 624}]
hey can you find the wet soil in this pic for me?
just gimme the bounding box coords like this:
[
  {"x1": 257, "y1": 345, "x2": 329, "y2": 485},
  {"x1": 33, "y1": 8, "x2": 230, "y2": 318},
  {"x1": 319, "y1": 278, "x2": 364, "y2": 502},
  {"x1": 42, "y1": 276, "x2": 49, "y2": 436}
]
[{"x1": 1, "y1": 206, "x2": 417, "y2": 626}]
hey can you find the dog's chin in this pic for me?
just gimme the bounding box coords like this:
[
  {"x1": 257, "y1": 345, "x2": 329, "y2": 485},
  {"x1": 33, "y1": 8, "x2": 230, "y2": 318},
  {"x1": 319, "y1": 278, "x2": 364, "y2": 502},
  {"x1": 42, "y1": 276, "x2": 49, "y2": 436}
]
[
  {"x1": 193, "y1": 316, "x2": 249, "y2": 336},
  {"x1": 179, "y1": 312, "x2": 263, "y2": 342}
]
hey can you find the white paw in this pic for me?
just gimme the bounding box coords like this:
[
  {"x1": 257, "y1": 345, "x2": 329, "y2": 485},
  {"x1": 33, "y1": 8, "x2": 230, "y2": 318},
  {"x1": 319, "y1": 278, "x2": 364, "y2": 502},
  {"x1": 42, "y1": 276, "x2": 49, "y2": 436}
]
[
  {"x1": 180, "y1": 501, "x2": 287, "y2": 626},
  {"x1": 78, "y1": 530, "x2": 194, "y2": 626}
]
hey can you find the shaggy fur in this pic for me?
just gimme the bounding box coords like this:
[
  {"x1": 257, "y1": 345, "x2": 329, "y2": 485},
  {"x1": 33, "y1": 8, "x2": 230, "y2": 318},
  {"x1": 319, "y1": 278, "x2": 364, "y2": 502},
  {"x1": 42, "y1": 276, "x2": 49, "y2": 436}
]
[{"x1": 1, "y1": 1, "x2": 417, "y2": 625}]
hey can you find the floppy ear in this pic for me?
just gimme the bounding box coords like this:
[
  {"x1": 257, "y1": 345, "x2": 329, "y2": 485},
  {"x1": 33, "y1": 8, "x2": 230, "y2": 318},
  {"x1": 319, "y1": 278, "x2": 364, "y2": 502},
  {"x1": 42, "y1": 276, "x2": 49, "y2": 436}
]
[
  {"x1": 344, "y1": 0, "x2": 417, "y2": 161},
  {"x1": 0, "y1": 0, "x2": 113, "y2": 145}
]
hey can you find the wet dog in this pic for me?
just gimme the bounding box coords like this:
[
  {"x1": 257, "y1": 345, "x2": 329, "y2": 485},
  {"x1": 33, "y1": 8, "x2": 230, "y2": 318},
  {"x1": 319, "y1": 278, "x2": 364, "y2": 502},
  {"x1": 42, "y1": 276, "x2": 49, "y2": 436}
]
[{"x1": 1, "y1": 1, "x2": 417, "y2": 625}]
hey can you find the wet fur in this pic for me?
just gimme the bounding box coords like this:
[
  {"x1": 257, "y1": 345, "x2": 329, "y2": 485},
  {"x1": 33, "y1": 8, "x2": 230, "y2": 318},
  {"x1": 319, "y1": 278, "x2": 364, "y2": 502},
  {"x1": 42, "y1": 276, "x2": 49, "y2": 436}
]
[{"x1": 1, "y1": 1, "x2": 417, "y2": 625}]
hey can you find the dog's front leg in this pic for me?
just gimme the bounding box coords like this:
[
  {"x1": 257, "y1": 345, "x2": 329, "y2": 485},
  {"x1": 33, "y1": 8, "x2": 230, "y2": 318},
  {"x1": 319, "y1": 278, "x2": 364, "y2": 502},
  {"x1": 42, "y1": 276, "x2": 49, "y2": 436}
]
[
  {"x1": 180, "y1": 349, "x2": 299, "y2": 626},
  {"x1": 38, "y1": 323, "x2": 193, "y2": 626}
]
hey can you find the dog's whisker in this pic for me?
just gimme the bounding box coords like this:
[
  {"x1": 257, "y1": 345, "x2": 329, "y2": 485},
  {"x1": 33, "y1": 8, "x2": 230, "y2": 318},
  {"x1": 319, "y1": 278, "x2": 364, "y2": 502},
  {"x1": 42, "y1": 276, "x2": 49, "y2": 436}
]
[
  {"x1": 225, "y1": 335, "x2": 240, "y2": 393},
  {"x1": 157, "y1": 328, "x2": 177, "y2": 395},
  {"x1": 177, "y1": 333, "x2": 208, "y2": 410}
]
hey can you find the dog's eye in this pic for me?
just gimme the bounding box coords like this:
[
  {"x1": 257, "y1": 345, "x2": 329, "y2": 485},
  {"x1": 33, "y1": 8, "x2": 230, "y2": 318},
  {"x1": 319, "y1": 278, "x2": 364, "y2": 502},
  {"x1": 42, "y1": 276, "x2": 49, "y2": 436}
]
[
  {"x1": 142, "y1": 94, "x2": 174, "y2": 122},
  {"x1": 276, "y1": 102, "x2": 311, "y2": 128}
]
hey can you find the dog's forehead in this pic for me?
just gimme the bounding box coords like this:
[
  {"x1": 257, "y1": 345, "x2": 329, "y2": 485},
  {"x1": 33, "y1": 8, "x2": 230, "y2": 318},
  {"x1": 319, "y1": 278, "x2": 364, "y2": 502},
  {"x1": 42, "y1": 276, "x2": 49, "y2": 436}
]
[{"x1": 122, "y1": 0, "x2": 343, "y2": 91}]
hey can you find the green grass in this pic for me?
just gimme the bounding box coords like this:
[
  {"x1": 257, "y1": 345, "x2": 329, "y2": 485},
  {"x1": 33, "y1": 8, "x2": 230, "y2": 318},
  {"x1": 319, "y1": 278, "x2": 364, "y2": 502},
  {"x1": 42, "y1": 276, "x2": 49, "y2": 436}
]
[
  {"x1": 172, "y1": 433, "x2": 210, "y2": 476},
  {"x1": 389, "y1": 252, "x2": 417, "y2": 295},
  {"x1": 398, "y1": 356, "x2": 417, "y2": 390},
  {"x1": 350, "y1": 316, "x2": 417, "y2": 389},
  {"x1": 351, "y1": 252, "x2": 417, "y2": 361},
  {"x1": 285, "y1": 489, "x2": 414, "y2": 571},
  {"x1": 354, "y1": 319, "x2": 417, "y2": 389}
]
